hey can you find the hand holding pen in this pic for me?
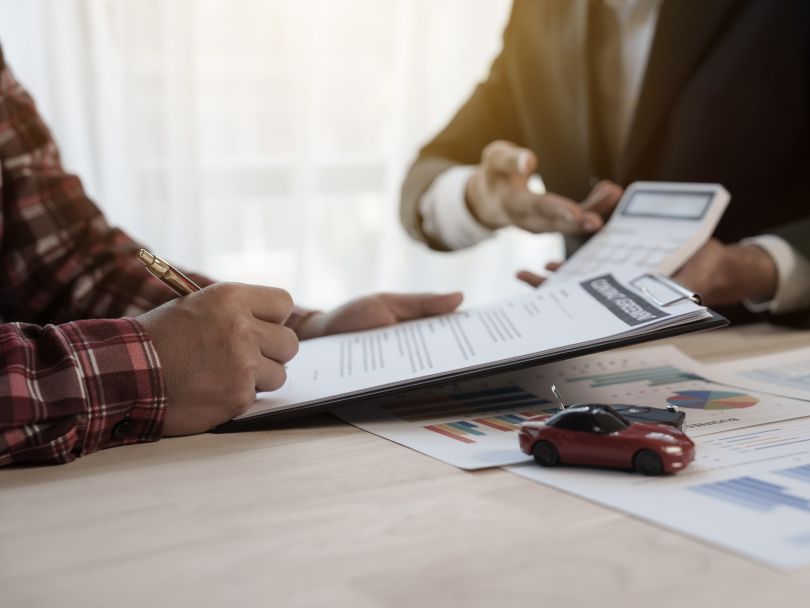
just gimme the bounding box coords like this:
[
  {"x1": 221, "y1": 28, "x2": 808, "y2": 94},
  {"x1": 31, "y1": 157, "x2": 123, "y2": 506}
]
[
  {"x1": 135, "y1": 249, "x2": 462, "y2": 436},
  {"x1": 136, "y1": 249, "x2": 300, "y2": 436}
]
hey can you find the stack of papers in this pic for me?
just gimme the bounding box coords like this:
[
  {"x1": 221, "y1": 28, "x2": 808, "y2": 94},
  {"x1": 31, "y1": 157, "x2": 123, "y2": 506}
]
[
  {"x1": 222, "y1": 269, "x2": 722, "y2": 430},
  {"x1": 336, "y1": 345, "x2": 810, "y2": 470},
  {"x1": 337, "y1": 344, "x2": 810, "y2": 569},
  {"x1": 509, "y1": 417, "x2": 810, "y2": 569}
]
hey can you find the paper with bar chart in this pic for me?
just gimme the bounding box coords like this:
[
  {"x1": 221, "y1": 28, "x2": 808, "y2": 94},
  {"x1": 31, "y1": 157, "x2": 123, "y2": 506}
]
[
  {"x1": 512, "y1": 345, "x2": 810, "y2": 437},
  {"x1": 705, "y1": 346, "x2": 810, "y2": 402},
  {"x1": 336, "y1": 345, "x2": 810, "y2": 469},
  {"x1": 509, "y1": 416, "x2": 810, "y2": 568},
  {"x1": 336, "y1": 380, "x2": 558, "y2": 469}
]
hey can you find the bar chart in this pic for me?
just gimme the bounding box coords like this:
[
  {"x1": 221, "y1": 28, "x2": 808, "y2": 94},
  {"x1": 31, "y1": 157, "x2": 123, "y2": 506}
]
[
  {"x1": 523, "y1": 346, "x2": 810, "y2": 437},
  {"x1": 511, "y1": 417, "x2": 810, "y2": 568},
  {"x1": 745, "y1": 364, "x2": 810, "y2": 393},
  {"x1": 424, "y1": 410, "x2": 552, "y2": 444},
  {"x1": 703, "y1": 422, "x2": 810, "y2": 453},
  {"x1": 779, "y1": 464, "x2": 810, "y2": 485},
  {"x1": 566, "y1": 364, "x2": 704, "y2": 388},
  {"x1": 665, "y1": 389, "x2": 759, "y2": 410},
  {"x1": 690, "y1": 476, "x2": 810, "y2": 514}
]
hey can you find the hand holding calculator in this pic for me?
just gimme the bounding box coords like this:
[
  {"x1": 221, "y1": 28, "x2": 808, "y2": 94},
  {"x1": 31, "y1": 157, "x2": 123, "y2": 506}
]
[{"x1": 544, "y1": 181, "x2": 729, "y2": 285}]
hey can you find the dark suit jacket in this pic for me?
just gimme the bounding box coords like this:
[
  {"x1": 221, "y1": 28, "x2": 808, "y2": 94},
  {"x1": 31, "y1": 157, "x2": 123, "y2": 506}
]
[{"x1": 401, "y1": 0, "x2": 810, "y2": 325}]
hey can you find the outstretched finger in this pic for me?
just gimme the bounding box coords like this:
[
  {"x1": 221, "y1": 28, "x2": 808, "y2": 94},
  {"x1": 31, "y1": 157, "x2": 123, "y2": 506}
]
[
  {"x1": 504, "y1": 191, "x2": 584, "y2": 234},
  {"x1": 482, "y1": 140, "x2": 537, "y2": 176},
  {"x1": 516, "y1": 270, "x2": 545, "y2": 288},
  {"x1": 381, "y1": 292, "x2": 464, "y2": 321}
]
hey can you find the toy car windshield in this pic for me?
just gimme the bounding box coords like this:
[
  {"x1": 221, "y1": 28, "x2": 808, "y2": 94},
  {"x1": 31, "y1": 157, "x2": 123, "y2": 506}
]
[{"x1": 545, "y1": 405, "x2": 630, "y2": 433}]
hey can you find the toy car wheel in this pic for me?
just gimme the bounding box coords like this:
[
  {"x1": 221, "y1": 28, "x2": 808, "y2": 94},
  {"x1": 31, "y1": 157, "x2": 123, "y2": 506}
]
[
  {"x1": 634, "y1": 449, "x2": 664, "y2": 476},
  {"x1": 532, "y1": 441, "x2": 559, "y2": 467}
]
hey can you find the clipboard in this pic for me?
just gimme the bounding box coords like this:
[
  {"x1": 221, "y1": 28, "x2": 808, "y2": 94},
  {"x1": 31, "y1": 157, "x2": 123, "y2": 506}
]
[{"x1": 217, "y1": 273, "x2": 727, "y2": 432}]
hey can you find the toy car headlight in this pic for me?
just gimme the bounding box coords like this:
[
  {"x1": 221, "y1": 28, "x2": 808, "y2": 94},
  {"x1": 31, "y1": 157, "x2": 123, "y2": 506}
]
[{"x1": 661, "y1": 446, "x2": 684, "y2": 455}]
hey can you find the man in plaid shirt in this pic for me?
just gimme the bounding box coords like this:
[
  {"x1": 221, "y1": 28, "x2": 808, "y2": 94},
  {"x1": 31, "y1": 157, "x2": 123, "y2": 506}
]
[{"x1": 0, "y1": 46, "x2": 463, "y2": 466}]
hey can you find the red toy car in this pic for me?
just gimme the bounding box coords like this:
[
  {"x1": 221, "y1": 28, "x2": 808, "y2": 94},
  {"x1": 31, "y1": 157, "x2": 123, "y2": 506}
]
[{"x1": 518, "y1": 403, "x2": 695, "y2": 475}]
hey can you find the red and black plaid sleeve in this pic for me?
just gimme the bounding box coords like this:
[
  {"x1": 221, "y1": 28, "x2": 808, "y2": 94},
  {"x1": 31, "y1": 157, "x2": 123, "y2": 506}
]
[
  {"x1": 0, "y1": 46, "x2": 213, "y2": 465},
  {"x1": 0, "y1": 319, "x2": 166, "y2": 465},
  {"x1": 0, "y1": 48, "x2": 212, "y2": 323}
]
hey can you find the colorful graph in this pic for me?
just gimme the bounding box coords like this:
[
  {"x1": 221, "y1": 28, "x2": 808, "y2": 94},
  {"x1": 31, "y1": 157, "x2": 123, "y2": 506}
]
[
  {"x1": 744, "y1": 363, "x2": 810, "y2": 393},
  {"x1": 424, "y1": 421, "x2": 486, "y2": 444},
  {"x1": 379, "y1": 385, "x2": 552, "y2": 422},
  {"x1": 666, "y1": 390, "x2": 758, "y2": 410},
  {"x1": 705, "y1": 427, "x2": 810, "y2": 452},
  {"x1": 567, "y1": 365, "x2": 703, "y2": 388},
  {"x1": 424, "y1": 410, "x2": 551, "y2": 444},
  {"x1": 691, "y1": 476, "x2": 810, "y2": 513},
  {"x1": 779, "y1": 465, "x2": 810, "y2": 485}
]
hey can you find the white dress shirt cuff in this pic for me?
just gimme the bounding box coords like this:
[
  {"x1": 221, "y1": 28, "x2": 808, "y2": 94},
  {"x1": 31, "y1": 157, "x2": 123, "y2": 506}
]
[
  {"x1": 741, "y1": 235, "x2": 810, "y2": 314},
  {"x1": 418, "y1": 165, "x2": 494, "y2": 250}
]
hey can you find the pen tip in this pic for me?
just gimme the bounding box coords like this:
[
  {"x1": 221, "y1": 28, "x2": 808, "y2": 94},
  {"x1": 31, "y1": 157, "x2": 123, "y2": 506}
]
[{"x1": 137, "y1": 249, "x2": 155, "y2": 266}]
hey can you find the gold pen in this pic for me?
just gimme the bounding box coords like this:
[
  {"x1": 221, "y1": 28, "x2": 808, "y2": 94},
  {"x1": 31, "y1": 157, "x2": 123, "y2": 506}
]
[{"x1": 137, "y1": 249, "x2": 201, "y2": 296}]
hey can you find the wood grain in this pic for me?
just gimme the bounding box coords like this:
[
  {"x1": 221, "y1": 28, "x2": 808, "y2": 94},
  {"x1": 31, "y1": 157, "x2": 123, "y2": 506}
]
[{"x1": 1, "y1": 323, "x2": 809, "y2": 607}]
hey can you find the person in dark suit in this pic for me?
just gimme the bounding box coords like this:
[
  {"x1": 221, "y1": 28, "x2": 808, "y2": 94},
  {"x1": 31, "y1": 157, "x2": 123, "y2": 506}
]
[{"x1": 400, "y1": 0, "x2": 810, "y2": 324}]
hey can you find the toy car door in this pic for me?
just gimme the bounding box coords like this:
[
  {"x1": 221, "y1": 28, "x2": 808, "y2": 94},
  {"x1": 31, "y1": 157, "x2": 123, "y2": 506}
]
[
  {"x1": 591, "y1": 410, "x2": 635, "y2": 468},
  {"x1": 551, "y1": 412, "x2": 605, "y2": 465}
]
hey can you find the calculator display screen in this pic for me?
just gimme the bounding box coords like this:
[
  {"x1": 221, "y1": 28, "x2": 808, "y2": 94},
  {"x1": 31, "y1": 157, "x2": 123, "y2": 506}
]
[{"x1": 621, "y1": 191, "x2": 713, "y2": 220}]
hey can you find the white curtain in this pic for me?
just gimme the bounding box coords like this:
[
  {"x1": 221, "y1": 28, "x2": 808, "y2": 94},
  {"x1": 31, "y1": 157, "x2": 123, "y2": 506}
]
[{"x1": 0, "y1": 0, "x2": 562, "y2": 309}]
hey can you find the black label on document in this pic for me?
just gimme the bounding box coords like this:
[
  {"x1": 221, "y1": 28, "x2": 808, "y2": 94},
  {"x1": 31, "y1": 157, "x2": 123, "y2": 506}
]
[{"x1": 580, "y1": 274, "x2": 668, "y2": 326}]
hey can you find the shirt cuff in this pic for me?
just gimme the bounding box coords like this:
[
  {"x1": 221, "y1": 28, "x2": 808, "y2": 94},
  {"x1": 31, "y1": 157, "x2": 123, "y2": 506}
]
[
  {"x1": 741, "y1": 235, "x2": 810, "y2": 314},
  {"x1": 418, "y1": 165, "x2": 495, "y2": 250},
  {"x1": 59, "y1": 317, "x2": 167, "y2": 456}
]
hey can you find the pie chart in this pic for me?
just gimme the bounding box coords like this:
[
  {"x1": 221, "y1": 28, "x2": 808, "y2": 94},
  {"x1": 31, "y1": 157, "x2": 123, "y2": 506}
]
[{"x1": 666, "y1": 390, "x2": 759, "y2": 410}]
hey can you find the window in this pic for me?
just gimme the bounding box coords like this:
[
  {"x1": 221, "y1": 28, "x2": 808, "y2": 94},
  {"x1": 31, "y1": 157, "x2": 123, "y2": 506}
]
[
  {"x1": 0, "y1": 0, "x2": 563, "y2": 309},
  {"x1": 552, "y1": 412, "x2": 597, "y2": 433},
  {"x1": 594, "y1": 410, "x2": 628, "y2": 434}
]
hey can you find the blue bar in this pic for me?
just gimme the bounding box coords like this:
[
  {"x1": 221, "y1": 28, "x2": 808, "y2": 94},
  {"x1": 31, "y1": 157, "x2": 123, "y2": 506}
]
[
  {"x1": 779, "y1": 464, "x2": 810, "y2": 484},
  {"x1": 754, "y1": 438, "x2": 810, "y2": 451},
  {"x1": 720, "y1": 429, "x2": 781, "y2": 442},
  {"x1": 691, "y1": 476, "x2": 810, "y2": 513},
  {"x1": 447, "y1": 421, "x2": 485, "y2": 436}
]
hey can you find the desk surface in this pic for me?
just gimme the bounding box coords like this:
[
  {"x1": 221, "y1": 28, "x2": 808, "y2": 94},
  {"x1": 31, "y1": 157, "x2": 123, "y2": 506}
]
[{"x1": 2, "y1": 323, "x2": 810, "y2": 608}]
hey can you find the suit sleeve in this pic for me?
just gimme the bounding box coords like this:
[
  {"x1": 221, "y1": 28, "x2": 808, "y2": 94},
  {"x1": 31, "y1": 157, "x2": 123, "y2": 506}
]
[
  {"x1": 400, "y1": 0, "x2": 529, "y2": 248},
  {"x1": 771, "y1": 216, "x2": 810, "y2": 260},
  {"x1": 768, "y1": 215, "x2": 810, "y2": 327}
]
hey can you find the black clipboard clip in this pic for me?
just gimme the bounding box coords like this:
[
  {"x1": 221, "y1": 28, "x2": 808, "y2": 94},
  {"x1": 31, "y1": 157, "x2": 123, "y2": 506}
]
[{"x1": 630, "y1": 273, "x2": 703, "y2": 307}]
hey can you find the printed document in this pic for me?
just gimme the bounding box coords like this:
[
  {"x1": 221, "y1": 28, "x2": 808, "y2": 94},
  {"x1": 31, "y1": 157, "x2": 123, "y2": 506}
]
[
  {"x1": 337, "y1": 345, "x2": 810, "y2": 469},
  {"x1": 705, "y1": 346, "x2": 810, "y2": 402},
  {"x1": 232, "y1": 269, "x2": 712, "y2": 424},
  {"x1": 510, "y1": 417, "x2": 810, "y2": 569}
]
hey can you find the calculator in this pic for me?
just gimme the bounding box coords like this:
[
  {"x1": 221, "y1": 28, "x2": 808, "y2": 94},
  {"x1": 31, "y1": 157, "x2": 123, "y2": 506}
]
[{"x1": 546, "y1": 181, "x2": 729, "y2": 284}]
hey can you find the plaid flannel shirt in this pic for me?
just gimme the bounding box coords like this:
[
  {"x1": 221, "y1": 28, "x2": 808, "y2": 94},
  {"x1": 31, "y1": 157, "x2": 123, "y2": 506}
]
[{"x1": 0, "y1": 46, "x2": 212, "y2": 465}]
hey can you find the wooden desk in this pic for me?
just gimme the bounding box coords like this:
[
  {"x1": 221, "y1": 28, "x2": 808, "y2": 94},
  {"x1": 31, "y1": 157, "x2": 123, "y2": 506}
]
[{"x1": 2, "y1": 324, "x2": 810, "y2": 607}]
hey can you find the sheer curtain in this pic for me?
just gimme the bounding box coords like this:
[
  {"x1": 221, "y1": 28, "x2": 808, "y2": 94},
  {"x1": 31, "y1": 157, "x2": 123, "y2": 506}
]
[{"x1": 0, "y1": 0, "x2": 562, "y2": 309}]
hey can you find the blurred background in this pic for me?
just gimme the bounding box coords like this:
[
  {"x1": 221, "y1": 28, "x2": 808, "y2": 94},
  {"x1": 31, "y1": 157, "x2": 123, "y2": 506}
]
[{"x1": 0, "y1": 0, "x2": 561, "y2": 309}]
